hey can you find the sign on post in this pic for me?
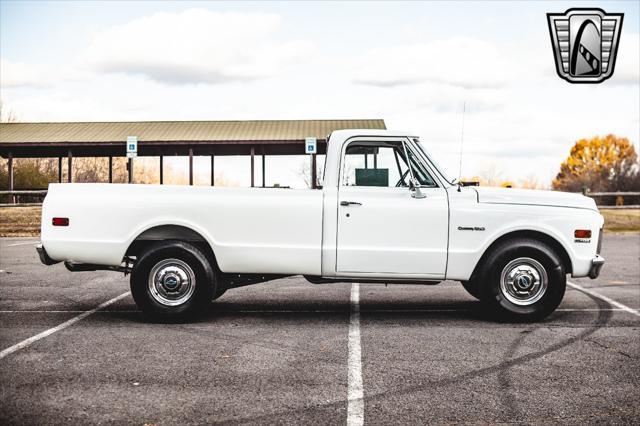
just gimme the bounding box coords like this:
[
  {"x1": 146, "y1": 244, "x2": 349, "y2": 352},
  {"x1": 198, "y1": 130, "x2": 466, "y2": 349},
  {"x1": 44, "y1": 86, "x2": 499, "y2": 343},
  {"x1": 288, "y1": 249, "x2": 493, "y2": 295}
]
[
  {"x1": 126, "y1": 136, "x2": 138, "y2": 158},
  {"x1": 305, "y1": 137, "x2": 317, "y2": 154}
]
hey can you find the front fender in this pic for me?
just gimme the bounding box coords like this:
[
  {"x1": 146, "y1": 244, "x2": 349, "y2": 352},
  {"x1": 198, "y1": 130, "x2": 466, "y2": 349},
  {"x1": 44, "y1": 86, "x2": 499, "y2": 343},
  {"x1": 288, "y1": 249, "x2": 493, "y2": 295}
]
[{"x1": 446, "y1": 204, "x2": 603, "y2": 280}]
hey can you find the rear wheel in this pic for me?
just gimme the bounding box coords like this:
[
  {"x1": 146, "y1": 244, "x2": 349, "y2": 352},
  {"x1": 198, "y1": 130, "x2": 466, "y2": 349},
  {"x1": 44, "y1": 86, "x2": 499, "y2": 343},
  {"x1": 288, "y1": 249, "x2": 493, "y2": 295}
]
[
  {"x1": 212, "y1": 287, "x2": 227, "y2": 300},
  {"x1": 478, "y1": 238, "x2": 566, "y2": 321},
  {"x1": 130, "y1": 241, "x2": 216, "y2": 321}
]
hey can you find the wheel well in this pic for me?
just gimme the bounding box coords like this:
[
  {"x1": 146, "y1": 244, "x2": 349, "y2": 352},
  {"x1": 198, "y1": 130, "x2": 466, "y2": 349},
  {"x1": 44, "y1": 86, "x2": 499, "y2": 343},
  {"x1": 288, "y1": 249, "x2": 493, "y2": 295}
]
[
  {"x1": 469, "y1": 230, "x2": 572, "y2": 281},
  {"x1": 125, "y1": 225, "x2": 217, "y2": 267}
]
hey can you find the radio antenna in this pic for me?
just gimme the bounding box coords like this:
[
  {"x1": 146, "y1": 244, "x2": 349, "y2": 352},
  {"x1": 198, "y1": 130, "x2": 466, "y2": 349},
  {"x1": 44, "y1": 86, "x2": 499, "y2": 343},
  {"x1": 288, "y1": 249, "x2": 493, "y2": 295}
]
[{"x1": 457, "y1": 101, "x2": 466, "y2": 192}]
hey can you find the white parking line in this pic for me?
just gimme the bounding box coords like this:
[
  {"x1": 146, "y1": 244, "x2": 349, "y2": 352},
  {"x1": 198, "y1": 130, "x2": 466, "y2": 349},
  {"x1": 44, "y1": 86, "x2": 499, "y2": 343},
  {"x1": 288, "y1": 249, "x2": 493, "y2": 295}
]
[
  {"x1": 0, "y1": 292, "x2": 130, "y2": 360},
  {"x1": 347, "y1": 283, "x2": 364, "y2": 426},
  {"x1": 567, "y1": 281, "x2": 640, "y2": 317},
  {"x1": 6, "y1": 241, "x2": 38, "y2": 247}
]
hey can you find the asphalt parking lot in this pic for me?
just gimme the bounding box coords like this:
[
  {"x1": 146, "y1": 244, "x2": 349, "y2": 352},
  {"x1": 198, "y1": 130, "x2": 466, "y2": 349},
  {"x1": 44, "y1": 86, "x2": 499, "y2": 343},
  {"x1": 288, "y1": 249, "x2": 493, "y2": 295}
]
[{"x1": 1, "y1": 234, "x2": 639, "y2": 424}]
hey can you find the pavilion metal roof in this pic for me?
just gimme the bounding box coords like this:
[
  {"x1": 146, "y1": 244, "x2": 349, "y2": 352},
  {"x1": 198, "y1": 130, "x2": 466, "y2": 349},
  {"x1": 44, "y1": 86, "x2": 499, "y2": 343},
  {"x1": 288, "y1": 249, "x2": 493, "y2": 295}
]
[
  {"x1": 0, "y1": 119, "x2": 386, "y2": 158},
  {"x1": 0, "y1": 119, "x2": 386, "y2": 145},
  {"x1": 0, "y1": 119, "x2": 388, "y2": 188}
]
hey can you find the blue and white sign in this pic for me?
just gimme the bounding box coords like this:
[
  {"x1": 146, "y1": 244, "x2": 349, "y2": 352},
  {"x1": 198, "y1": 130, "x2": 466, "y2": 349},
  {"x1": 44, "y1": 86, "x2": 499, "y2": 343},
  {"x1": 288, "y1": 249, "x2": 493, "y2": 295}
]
[
  {"x1": 305, "y1": 137, "x2": 317, "y2": 154},
  {"x1": 126, "y1": 136, "x2": 138, "y2": 158}
]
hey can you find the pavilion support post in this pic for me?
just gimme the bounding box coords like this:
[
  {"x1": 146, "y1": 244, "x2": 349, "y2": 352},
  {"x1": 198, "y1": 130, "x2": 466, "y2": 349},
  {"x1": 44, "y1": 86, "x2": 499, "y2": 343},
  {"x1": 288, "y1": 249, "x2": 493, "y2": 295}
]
[
  {"x1": 211, "y1": 154, "x2": 216, "y2": 186},
  {"x1": 262, "y1": 154, "x2": 265, "y2": 187},
  {"x1": 250, "y1": 146, "x2": 255, "y2": 188},
  {"x1": 57, "y1": 157, "x2": 62, "y2": 183},
  {"x1": 127, "y1": 158, "x2": 133, "y2": 184},
  {"x1": 159, "y1": 156, "x2": 163, "y2": 185},
  {"x1": 67, "y1": 150, "x2": 73, "y2": 183},
  {"x1": 7, "y1": 153, "x2": 14, "y2": 204},
  {"x1": 311, "y1": 154, "x2": 317, "y2": 189},
  {"x1": 108, "y1": 156, "x2": 113, "y2": 183},
  {"x1": 189, "y1": 148, "x2": 194, "y2": 186}
]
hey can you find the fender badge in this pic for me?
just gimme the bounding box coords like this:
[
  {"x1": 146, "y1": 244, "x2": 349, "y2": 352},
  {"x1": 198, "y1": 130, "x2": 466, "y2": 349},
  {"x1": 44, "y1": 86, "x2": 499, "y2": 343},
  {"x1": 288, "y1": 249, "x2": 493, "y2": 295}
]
[{"x1": 458, "y1": 226, "x2": 485, "y2": 231}]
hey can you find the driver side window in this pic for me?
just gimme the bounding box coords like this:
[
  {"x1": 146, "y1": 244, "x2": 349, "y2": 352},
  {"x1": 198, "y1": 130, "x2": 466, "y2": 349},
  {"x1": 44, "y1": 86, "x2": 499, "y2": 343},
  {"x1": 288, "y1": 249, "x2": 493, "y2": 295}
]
[{"x1": 341, "y1": 141, "x2": 410, "y2": 187}]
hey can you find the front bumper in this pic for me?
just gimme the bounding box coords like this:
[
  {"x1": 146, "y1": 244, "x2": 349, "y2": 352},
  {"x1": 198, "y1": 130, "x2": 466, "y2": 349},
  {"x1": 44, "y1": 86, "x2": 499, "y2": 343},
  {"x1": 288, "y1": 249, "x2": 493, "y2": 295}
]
[
  {"x1": 588, "y1": 255, "x2": 605, "y2": 279},
  {"x1": 36, "y1": 243, "x2": 60, "y2": 265}
]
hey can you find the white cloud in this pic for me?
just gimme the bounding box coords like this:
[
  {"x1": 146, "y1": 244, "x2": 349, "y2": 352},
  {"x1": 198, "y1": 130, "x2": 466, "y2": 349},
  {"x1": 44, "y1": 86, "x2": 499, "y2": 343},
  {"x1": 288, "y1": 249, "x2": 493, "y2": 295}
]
[
  {"x1": 0, "y1": 58, "x2": 49, "y2": 88},
  {"x1": 1, "y1": 4, "x2": 637, "y2": 187},
  {"x1": 351, "y1": 37, "x2": 513, "y2": 89},
  {"x1": 0, "y1": 57, "x2": 91, "y2": 89},
  {"x1": 608, "y1": 33, "x2": 640, "y2": 85},
  {"x1": 83, "y1": 9, "x2": 311, "y2": 84}
]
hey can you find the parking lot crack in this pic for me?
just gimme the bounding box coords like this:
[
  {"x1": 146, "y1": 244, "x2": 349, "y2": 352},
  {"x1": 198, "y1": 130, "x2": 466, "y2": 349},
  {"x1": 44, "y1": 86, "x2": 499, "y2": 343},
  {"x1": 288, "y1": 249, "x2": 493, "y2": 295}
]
[{"x1": 583, "y1": 337, "x2": 635, "y2": 360}]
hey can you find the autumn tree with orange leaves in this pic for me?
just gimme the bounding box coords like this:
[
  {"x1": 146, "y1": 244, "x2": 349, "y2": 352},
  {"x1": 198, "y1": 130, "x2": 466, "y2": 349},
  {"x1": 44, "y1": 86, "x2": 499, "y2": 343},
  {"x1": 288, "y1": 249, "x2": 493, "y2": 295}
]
[{"x1": 552, "y1": 135, "x2": 640, "y2": 193}]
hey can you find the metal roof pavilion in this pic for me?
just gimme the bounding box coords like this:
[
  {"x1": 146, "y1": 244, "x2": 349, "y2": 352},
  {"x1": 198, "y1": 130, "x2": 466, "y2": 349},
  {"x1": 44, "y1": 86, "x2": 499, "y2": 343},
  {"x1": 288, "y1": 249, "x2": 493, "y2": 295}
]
[
  {"x1": 0, "y1": 118, "x2": 386, "y2": 190},
  {"x1": 0, "y1": 119, "x2": 386, "y2": 157}
]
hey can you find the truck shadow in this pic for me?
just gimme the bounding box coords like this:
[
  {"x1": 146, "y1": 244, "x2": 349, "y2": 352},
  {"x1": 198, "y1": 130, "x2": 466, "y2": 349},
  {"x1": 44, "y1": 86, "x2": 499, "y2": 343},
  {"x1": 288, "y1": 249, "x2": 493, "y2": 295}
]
[
  {"x1": 198, "y1": 299, "x2": 511, "y2": 323},
  {"x1": 106, "y1": 298, "x2": 598, "y2": 325}
]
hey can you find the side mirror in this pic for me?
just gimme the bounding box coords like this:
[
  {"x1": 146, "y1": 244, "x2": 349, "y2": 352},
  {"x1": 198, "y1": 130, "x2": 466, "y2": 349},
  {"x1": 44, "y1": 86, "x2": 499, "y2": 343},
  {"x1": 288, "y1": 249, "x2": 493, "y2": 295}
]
[{"x1": 409, "y1": 178, "x2": 426, "y2": 199}]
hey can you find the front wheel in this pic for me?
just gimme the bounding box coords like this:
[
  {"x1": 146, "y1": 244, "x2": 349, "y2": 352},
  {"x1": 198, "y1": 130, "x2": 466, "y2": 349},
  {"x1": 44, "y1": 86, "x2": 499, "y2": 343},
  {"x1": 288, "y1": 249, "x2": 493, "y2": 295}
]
[
  {"x1": 478, "y1": 238, "x2": 566, "y2": 321},
  {"x1": 130, "y1": 241, "x2": 216, "y2": 321},
  {"x1": 461, "y1": 279, "x2": 483, "y2": 300}
]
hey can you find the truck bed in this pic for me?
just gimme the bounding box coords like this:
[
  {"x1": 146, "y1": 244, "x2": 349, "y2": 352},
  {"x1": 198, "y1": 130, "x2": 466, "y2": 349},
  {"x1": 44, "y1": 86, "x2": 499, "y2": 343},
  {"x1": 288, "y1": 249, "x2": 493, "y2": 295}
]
[{"x1": 41, "y1": 183, "x2": 324, "y2": 275}]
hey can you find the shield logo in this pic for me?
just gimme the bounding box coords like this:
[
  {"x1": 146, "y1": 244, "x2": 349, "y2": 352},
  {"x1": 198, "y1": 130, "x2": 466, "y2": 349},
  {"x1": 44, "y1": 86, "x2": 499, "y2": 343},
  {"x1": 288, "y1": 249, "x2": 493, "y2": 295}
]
[{"x1": 547, "y1": 8, "x2": 623, "y2": 83}]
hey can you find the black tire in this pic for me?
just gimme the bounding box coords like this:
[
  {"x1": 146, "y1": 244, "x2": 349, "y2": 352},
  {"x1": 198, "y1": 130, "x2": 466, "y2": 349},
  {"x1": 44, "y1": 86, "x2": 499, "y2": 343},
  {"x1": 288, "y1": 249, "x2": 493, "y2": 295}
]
[
  {"x1": 212, "y1": 287, "x2": 227, "y2": 300},
  {"x1": 461, "y1": 279, "x2": 483, "y2": 300},
  {"x1": 130, "y1": 241, "x2": 216, "y2": 321},
  {"x1": 477, "y1": 238, "x2": 566, "y2": 321}
]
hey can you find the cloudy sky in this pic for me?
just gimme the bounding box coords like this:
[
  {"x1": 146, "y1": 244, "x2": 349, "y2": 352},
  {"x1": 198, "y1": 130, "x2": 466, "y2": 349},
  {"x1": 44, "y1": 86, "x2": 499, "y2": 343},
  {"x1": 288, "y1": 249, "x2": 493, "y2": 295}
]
[{"x1": 1, "y1": 0, "x2": 638, "y2": 187}]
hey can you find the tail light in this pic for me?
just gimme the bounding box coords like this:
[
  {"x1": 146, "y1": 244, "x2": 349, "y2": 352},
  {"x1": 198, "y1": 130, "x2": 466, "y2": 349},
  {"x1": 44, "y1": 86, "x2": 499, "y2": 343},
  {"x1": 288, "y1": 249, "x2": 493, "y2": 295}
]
[{"x1": 52, "y1": 217, "x2": 69, "y2": 226}]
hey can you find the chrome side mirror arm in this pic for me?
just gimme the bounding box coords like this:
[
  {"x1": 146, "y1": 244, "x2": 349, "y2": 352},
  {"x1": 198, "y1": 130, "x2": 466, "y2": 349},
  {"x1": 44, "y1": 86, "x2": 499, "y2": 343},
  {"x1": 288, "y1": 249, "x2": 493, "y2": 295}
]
[
  {"x1": 403, "y1": 140, "x2": 426, "y2": 199},
  {"x1": 409, "y1": 178, "x2": 426, "y2": 199}
]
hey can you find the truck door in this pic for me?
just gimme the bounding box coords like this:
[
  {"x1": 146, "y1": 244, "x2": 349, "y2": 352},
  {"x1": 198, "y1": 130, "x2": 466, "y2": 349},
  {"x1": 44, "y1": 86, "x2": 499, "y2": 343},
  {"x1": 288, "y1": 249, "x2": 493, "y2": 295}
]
[{"x1": 336, "y1": 138, "x2": 448, "y2": 278}]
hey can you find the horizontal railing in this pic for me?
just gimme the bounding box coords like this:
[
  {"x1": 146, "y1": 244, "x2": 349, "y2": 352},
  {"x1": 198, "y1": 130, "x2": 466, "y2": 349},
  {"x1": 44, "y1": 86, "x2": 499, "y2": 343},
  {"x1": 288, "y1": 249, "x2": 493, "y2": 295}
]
[
  {"x1": 584, "y1": 191, "x2": 640, "y2": 209},
  {"x1": 587, "y1": 191, "x2": 640, "y2": 197},
  {"x1": 0, "y1": 190, "x2": 48, "y2": 196},
  {"x1": 0, "y1": 190, "x2": 48, "y2": 207}
]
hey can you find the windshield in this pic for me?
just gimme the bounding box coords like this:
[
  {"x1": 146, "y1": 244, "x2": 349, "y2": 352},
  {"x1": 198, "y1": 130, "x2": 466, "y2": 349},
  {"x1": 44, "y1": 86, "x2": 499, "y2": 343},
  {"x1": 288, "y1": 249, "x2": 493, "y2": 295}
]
[{"x1": 413, "y1": 138, "x2": 455, "y2": 185}]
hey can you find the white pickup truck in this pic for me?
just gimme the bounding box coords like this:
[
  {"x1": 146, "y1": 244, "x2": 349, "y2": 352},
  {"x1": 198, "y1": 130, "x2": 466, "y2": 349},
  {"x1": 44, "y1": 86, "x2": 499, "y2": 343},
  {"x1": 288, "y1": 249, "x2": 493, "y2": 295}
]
[{"x1": 37, "y1": 129, "x2": 604, "y2": 321}]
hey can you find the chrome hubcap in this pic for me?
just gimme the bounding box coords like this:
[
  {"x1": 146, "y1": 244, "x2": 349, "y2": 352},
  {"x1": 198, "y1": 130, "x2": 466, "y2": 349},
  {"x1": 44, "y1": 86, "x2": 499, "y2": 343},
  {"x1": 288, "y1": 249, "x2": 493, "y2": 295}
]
[
  {"x1": 500, "y1": 257, "x2": 548, "y2": 306},
  {"x1": 148, "y1": 259, "x2": 196, "y2": 306}
]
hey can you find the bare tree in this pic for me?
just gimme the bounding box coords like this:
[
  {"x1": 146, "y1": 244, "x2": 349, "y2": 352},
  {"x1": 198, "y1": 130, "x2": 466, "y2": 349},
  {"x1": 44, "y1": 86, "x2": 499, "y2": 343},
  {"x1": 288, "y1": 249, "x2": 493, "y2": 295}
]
[
  {"x1": 0, "y1": 100, "x2": 18, "y2": 123},
  {"x1": 297, "y1": 158, "x2": 324, "y2": 188}
]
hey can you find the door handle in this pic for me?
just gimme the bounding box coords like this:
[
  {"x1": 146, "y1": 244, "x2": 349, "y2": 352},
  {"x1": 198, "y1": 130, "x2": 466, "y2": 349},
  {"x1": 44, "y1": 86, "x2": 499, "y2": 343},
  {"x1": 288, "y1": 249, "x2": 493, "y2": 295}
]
[{"x1": 340, "y1": 201, "x2": 362, "y2": 206}]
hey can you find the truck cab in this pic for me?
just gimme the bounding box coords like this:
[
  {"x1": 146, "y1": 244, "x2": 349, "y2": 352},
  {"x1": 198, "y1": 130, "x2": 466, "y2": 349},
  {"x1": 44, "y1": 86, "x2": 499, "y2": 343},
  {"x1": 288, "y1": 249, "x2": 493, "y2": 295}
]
[{"x1": 321, "y1": 131, "x2": 450, "y2": 280}]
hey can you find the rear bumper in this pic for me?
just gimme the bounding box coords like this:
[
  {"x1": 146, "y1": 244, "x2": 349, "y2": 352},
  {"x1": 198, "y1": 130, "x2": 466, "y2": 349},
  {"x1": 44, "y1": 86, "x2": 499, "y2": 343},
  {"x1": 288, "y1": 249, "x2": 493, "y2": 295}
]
[
  {"x1": 36, "y1": 243, "x2": 60, "y2": 266},
  {"x1": 589, "y1": 255, "x2": 605, "y2": 279}
]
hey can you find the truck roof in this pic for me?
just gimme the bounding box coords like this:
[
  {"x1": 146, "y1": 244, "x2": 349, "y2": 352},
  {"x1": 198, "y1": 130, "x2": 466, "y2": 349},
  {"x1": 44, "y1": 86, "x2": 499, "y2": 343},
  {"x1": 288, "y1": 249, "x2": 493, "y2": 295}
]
[{"x1": 328, "y1": 129, "x2": 418, "y2": 141}]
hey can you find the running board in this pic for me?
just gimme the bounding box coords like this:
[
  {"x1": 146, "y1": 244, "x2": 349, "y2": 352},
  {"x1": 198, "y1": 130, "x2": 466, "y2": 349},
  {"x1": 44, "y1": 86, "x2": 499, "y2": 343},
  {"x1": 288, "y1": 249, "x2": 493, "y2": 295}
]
[{"x1": 304, "y1": 276, "x2": 441, "y2": 285}]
